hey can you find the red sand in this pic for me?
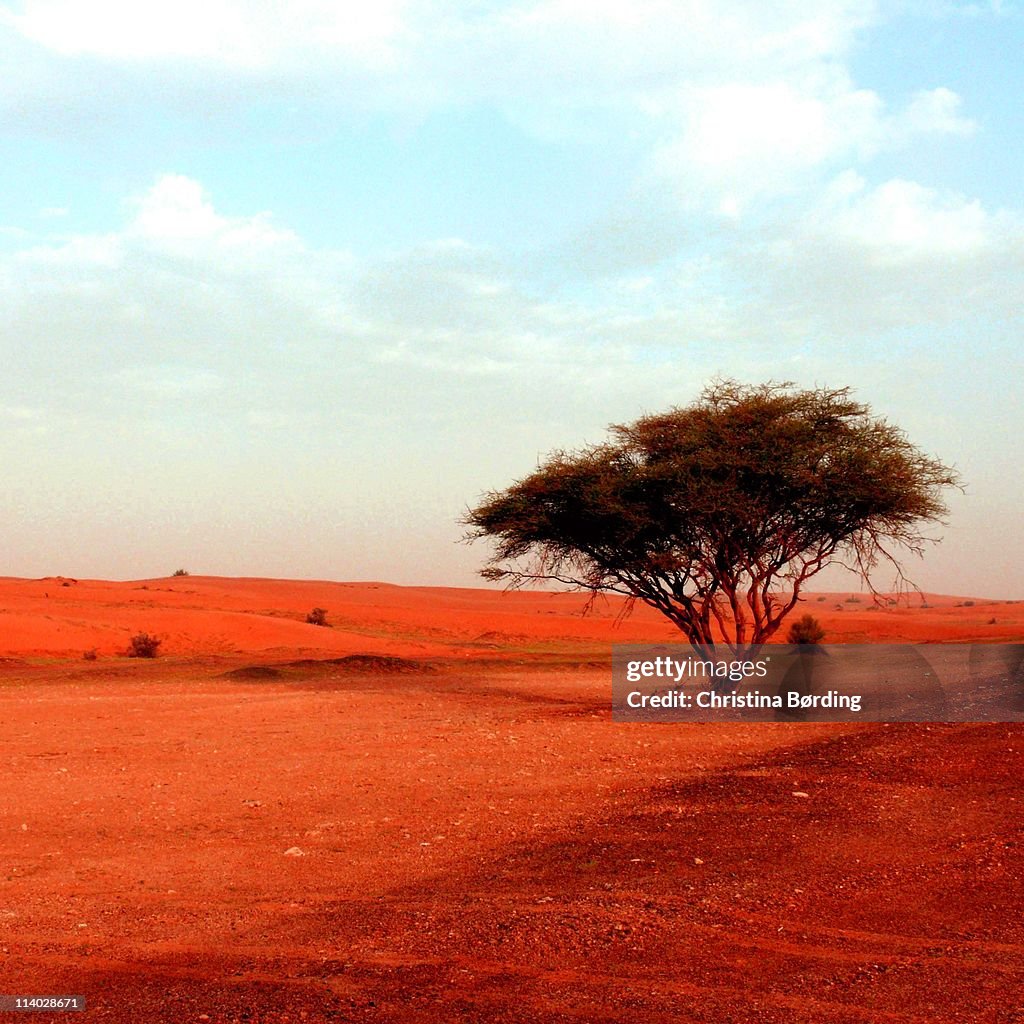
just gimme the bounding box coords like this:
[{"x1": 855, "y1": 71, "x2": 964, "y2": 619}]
[
  {"x1": 1, "y1": 575, "x2": 1021, "y2": 659},
  {"x1": 1, "y1": 577, "x2": 1022, "y2": 1022}
]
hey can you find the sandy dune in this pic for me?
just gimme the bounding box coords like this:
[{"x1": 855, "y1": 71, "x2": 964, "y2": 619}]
[{"x1": 1, "y1": 575, "x2": 1021, "y2": 659}]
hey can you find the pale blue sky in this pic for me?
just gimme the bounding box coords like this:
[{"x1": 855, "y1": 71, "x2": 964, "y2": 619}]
[{"x1": 0, "y1": 1, "x2": 1021, "y2": 596}]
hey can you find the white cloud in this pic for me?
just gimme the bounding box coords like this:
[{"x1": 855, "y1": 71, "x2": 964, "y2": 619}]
[
  {"x1": 0, "y1": 1, "x2": 878, "y2": 119},
  {"x1": 817, "y1": 171, "x2": 993, "y2": 259},
  {"x1": 0, "y1": 174, "x2": 654, "y2": 410},
  {"x1": 12, "y1": 232, "x2": 121, "y2": 272},
  {"x1": 708, "y1": 167, "x2": 1024, "y2": 354},
  {"x1": 5, "y1": 176, "x2": 300, "y2": 304},
  {"x1": 905, "y1": 0, "x2": 1014, "y2": 17},
  {"x1": 651, "y1": 74, "x2": 883, "y2": 211},
  {"x1": 128, "y1": 175, "x2": 226, "y2": 239},
  {"x1": 2, "y1": 0, "x2": 874, "y2": 83},
  {"x1": 3, "y1": 167, "x2": 1016, "y2": 404},
  {"x1": 0, "y1": 1, "x2": 981, "y2": 221},
  {"x1": 894, "y1": 87, "x2": 976, "y2": 140},
  {"x1": 1, "y1": 0, "x2": 409, "y2": 68},
  {"x1": 126, "y1": 174, "x2": 297, "y2": 251},
  {"x1": 650, "y1": 76, "x2": 976, "y2": 213}
]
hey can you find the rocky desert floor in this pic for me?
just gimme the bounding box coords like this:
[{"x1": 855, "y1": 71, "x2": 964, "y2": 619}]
[{"x1": 1, "y1": 577, "x2": 1022, "y2": 1022}]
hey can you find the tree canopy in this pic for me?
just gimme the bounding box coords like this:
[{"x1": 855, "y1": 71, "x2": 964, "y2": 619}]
[{"x1": 464, "y1": 381, "x2": 960, "y2": 650}]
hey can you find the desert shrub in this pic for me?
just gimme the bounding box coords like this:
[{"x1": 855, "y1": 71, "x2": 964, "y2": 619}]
[
  {"x1": 83, "y1": 648, "x2": 98, "y2": 661},
  {"x1": 816, "y1": 596, "x2": 827, "y2": 602},
  {"x1": 128, "y1": 632, "x2": 161, "y2": 658},
  {"x1": 306, "y1": 607, "x2": 330, "y2": 627},
  {"x1": 845, "y1": 595, "x2": 862, "y2": 604},
  {"x1": 172, "y1": 568, "x2": 189, "y2": 577},
  {"x1": 963, "y1": 600, "x2": 975, "y2": 607},
  {"x1": 787, "y1": 614, "x2": 826, "y2": 645}
]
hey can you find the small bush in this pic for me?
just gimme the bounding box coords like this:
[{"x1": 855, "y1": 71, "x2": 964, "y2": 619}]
[
  {"x1": 128, "y1": 632, "x2": 161, "y2": 658},
  {"x1": 172, "y1": 568, "x2": 190, "y2": 577},
  {"x1": 963, "y1": 600, "x2": 975, "y2": 607},
  {"x1": 83, "y1": 648, "x2": 98, "y2": 661},
  {"x1": 816, "y1": 596, "x2": 827, "y2": 602},
  {"x1": 787, "y1": 614, "x2": 826, "y2": 645},
  {"x1": 844, "y1": 595, "x2": 862, "y2": 604},
  {"x1": 306, "y1": 607, "x2": 330, "y2": 627}
]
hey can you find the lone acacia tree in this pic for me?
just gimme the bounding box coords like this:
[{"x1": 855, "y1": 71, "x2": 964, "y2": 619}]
[{"x1": 465, "y1": 381, "x2": 960, "y2": 652}]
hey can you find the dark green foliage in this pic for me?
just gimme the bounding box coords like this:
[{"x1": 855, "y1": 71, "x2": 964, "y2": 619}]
[
  {"x1": 172, "y1": 568, "x2": 189, "y2": 577},
  {"x1": 465, "y1": 380, "x2": 960, "y2": 650}
]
